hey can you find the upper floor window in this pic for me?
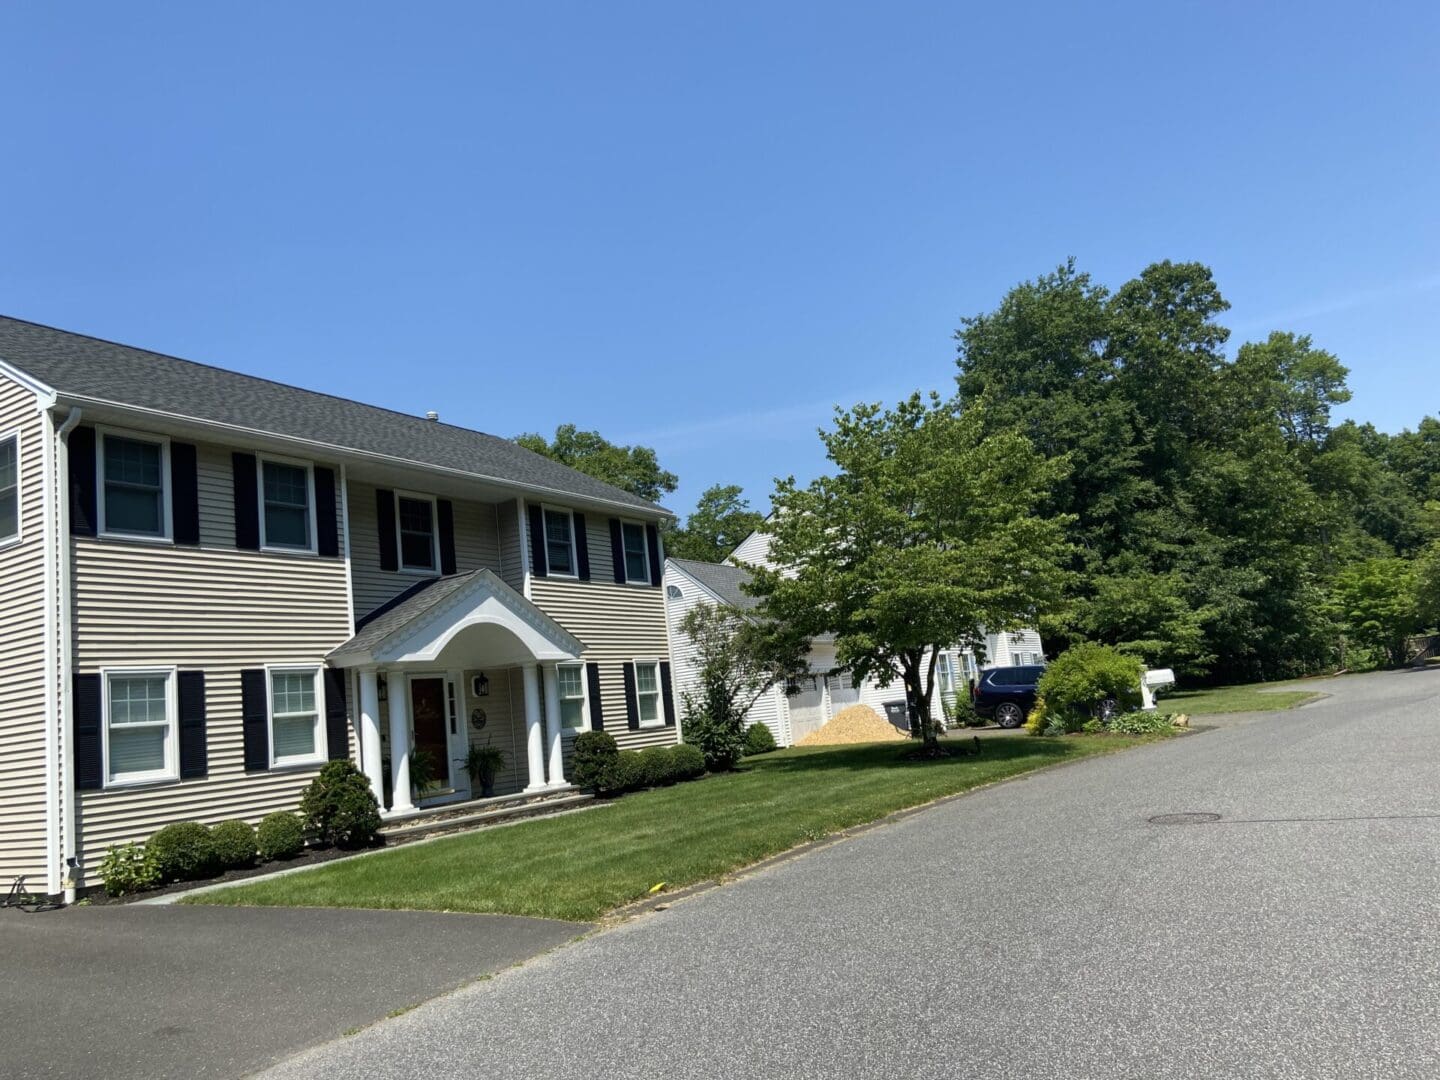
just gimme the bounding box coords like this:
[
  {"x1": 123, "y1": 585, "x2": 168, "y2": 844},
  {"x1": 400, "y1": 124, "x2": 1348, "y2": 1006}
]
[
  {"x1": 0, "y1": 432, "x2": 17, "y2": 545},
  {"x1": 105, "y1": 668, "x2": 177, "y2": 785},
  {"x1": 100, "y1": 431, "x2": 170, "y2": 540},
  {"x1": 398, "y1": 494, "x2": 437, "y2": 572},
  {"x1": 260, "y1": 458, "x2": 315, "y2": 552},
  {"x1": 620, "y1": 521, "x2": 649, "y2": 583},
  {"x1": 557, "y1": 663, "x2": 586, "y2": 730},
  {"x1": 543, "y1": 507, "x2": 576, "y2": 577}
]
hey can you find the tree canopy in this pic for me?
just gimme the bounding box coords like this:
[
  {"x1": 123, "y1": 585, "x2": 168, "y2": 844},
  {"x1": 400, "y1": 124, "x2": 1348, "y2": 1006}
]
[
  {"x1": 515, "y1": 424, "x2": 678, "y2": 503},
  {"x1": 665, "y1": 484, "x2": 765, "y2": 563}
]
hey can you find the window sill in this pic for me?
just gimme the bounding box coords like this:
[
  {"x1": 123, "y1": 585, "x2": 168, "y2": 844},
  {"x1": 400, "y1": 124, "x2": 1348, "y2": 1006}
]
[
  {"x1": 0, "y1": 534, "x2": 21, "y2": 551},
  {"x1": 96, "y1": 532, "x2": 174, "y2": 546},
  {"x1": 638, "y1": 721, "x2": 666, "y2": 731},
  {"x1": 101, "y1": 774, "x2": 181, "y2": 792},
  {"x1": 396, "y1": 566, "x2": 439, "y2": 577},
  {"x1": 269, "y1": 757, "x2": 327, "y2": 773},
  {"x1": 261, "y1": 545, "x2": 319, "y2": 558}
]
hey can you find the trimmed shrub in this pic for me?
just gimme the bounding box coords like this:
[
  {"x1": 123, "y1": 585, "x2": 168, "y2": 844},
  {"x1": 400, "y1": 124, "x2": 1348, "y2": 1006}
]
[
  {"x1": 670, "y1": 743, "x2": 707, "y2": 779},
  {"x1": 742, "y1": 722, "x2": 777, "y2": 755},
  {"x1": 97, "y1": 841, "x2": 162, "y2": 897},
  {"x1": 637, "y1": 745, "x2": 680, "y2": 787},
  {"x1": 1035, "y1": 643, "x2": 1143, "y2": 732},
  {"x1": 947, "y1": 695, "x2": 985, "y2": 728},
  {"x1": 148, "y1": 821, "x2": 219, "y2": 882},
  {"x1": 299, "y1": 760, "x2": 382, "y2": 849},
  {"x1": 1108, "y1": 710, "x2": 1176, "y2": 735},
  {"x1": 598, "y1": 750, "x2": 646, "y2": 795},
  {"x1": 571, "y1": 730, "x2": 619, "y2": 791},
  {"x1": 257, "y1": 811, "x2": 305, "y2": 861},
  {"x1": 210, "y1": 819, "x2": 257, "y2": 870}
]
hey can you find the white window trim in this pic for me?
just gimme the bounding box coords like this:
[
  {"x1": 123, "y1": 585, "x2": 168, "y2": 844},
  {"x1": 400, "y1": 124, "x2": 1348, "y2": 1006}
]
[
  {"x1": 257, "y1": 454, "x2": 319, "y2": 556},
  {"x1": 541, "y1": 504, "x2": 578, "y2": 579},
  {"x1": 394, "y1": 490, "x2": 441, "y2": 576},
  {"x1": 265, "y1": 663, "x2": 328, "y2": 769},
  {"x1": 101, "y1": 666, "x2": 179, "y2": 789},
  {"x1": 0, "y1": 427, "x2": 20, "y2": 550},
  {"x1": 97, "y1": 425, "x2": 173, "y2": 544},
  {"x1": 632, "y1": 658, "x2": 664, "y2": 729},
  {"x1": 556, "y1": 661, "x2": 589, "y2": 735},
  {"x1": 619, "y1": 518, "x2": 650, "y2": 586}
]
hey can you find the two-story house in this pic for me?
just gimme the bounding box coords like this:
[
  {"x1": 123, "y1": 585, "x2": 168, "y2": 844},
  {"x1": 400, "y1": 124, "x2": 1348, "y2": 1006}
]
[{"x1": 0, "y1": 316, "x2": 678, "y2": 902}]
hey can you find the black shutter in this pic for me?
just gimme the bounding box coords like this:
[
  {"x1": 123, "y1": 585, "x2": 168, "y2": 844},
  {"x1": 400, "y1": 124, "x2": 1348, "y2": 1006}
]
[
  {"x1": 69, "y1": 426, "x2": 97, "y2": 537},
  {"x1": 585, "y1": 662, "x2": 605, "y2": 731},
  {"x1": 232, "y1": 452, "x2": 259, "y2": 550},
  {"x1": 241, "y1": 668, "x2": 269, "y2": 771},
  {"x1": 171, "y1": 442, "x2": 200, "y2": 546},
  {"x1": 437, "y1": 499, "x2": 457, "y2": 575},
  {"x1": 645, "y1": 523, "x2": 662, "y2": 586},
  {"x1": 324, "y1": 668, "x2": 349, "y2": 760},
  {"x1": 623, "y1": 662, "x2": 640, "y2": 730},
  {"x1": 573, "y1": 512, "x2": 590, "y2": 581},
  {"x1": 660, "y1": 661, "x2": 677, "y2": 727},
  {"x1": 527, "y1": 504, "x2": 548, "y2": 578},
  {"x1": 73, "y1": 673, "x2": 103, "y2": 790},
  {"x1": 609, "y1": 518, "x2": 626, "y2": 583},
  {"x1": 177, "y1": 671, "x2": 207, "y2": 778},
  {"x1": 314, "y1": 467, "x2": 339, "y2": 558},
  {"x1": 376, "y1": 489, "x2": 397, "y2": 571}
]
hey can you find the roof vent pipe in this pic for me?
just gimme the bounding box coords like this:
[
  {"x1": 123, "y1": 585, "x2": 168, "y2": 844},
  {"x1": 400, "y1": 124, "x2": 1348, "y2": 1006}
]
[{"x1": 425, "y1": 411, "x2": 440, "y2": 422}]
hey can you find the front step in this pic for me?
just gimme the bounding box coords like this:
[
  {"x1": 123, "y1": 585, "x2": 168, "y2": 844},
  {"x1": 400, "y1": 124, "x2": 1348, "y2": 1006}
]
[{"x1": 379, "y1": 790, "x2": 600, "y2": 842}]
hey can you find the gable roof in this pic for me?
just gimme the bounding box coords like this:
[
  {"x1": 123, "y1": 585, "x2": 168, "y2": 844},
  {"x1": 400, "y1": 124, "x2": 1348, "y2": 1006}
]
[
  {"x1": 0, "y1": 315, "x2": 665, "y2": 515},
  {"x1": 668, "y1": 557, "x2": 759, "y2": 610}
]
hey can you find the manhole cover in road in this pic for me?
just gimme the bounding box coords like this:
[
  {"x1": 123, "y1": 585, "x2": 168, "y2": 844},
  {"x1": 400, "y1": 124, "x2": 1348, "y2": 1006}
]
[{"x1": 1148, "y1": 812, "x2": 1222, "y2": 825}]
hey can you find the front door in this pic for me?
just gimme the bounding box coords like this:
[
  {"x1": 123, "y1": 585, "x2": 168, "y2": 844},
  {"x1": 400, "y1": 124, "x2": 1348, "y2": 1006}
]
[{"x1": 409, "y1": 677, "x2": 451, "y2": 796}]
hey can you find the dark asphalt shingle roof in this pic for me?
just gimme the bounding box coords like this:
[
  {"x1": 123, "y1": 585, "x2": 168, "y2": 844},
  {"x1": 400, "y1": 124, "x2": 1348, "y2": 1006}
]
[
  {"x1": 0, "y1": 315, "x2": 664, "y2": 514},
  {"x1": 669, "y1": 557, "x2": 759, "y2": 610},
  {"x1": 334, "y1": 570, "x2": 479, "y2": 655}
]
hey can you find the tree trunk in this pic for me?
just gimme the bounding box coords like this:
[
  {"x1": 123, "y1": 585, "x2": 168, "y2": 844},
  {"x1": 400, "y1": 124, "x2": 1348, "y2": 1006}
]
[{"x1": 901, "y1": 654, "x2": 939, "y2": 752}]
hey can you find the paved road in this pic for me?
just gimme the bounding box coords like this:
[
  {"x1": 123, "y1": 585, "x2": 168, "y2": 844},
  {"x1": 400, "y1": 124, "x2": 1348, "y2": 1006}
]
[
  {"x1": 0, "y1": 905, "x2": 586, "y2": 1080},
  {"x1": 262, "y1": 668, "x2": 1440, "y2": 1079}
]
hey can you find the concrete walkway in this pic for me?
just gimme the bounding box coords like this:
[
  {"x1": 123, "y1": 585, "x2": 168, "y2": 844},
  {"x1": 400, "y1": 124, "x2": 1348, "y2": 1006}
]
[
  {"x1": 1, "y1": 905, "x2": 587, "y2": 1080},
  {"x1": 259, "y1": 668, "x2": 1440, "y2": 1079}
]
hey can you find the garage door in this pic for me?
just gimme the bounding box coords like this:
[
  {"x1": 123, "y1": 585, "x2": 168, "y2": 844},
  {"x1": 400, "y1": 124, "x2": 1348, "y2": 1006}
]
[{"x1": 787, "y1": 677, "x2": 826, "y2": 742}]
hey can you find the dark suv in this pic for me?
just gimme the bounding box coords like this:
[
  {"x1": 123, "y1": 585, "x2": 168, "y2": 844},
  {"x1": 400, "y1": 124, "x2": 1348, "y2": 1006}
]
[{"x1": 972, "y1": 664, "x2": 1046, "y2": 728}]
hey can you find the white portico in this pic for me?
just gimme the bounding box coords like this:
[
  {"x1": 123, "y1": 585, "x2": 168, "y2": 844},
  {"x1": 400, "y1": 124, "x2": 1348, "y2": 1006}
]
[{"x1": 328, "y1": 569, "x2": 585, "y2": 816}]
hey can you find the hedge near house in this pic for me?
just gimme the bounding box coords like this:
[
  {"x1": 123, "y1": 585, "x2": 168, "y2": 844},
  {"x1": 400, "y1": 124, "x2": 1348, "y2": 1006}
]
[{"x1": 299, "y1": 760, "x2": 382, "y2": 848}]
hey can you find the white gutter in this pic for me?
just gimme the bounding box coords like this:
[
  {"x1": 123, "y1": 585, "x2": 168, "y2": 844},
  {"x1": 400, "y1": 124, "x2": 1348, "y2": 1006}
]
[{"x1": 54, "y1": 405, "x2": 82, "y2": 904}]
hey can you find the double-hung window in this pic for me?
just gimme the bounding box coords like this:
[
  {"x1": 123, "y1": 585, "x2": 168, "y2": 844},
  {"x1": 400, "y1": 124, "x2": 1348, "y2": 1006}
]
[
  {"x1": 938, "y1": 655, "x2": 953, "y2": 695},
  {"x1": 0, "y1": 432, "x2": 17, "y2": 545},
  {"x1": 100, "y1": 432, "x2": 169, "y2": 539},
  {"x1": 260, "y1": 459, "x2": 314, "y2": 551},
  {"x1": 543, "y1": 508, "x2": 576, "y2": 576},
  {"x1": 105, "y1": 669, "x2": 177, "y2": 785},
  {"x1": 269, "y1": 667, "x2": 324, "y2": 766},
  {"x1": 557, "y1": 664, "x2": 586, "y2": 730},
  {"x1": 620, "y1": 521, "x2": 649, "y2": 583},
  {"x1": 634, "y1": 661, "x2": 662, "y2": 727},
  {"x1": 397, "y1": 495, "x2": 437, "y2": 572}
]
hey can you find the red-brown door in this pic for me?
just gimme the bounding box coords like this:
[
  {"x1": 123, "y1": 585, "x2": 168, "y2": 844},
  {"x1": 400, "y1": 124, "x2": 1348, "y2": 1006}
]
[{"x1": 410, "y1": 677, "x2": 450, "y2": 793}]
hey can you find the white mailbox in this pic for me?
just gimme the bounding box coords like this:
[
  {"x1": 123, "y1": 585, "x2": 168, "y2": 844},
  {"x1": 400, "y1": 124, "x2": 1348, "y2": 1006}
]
[{"x1": 1140, "y1": 668, "x2": 1175, "y2": 711}]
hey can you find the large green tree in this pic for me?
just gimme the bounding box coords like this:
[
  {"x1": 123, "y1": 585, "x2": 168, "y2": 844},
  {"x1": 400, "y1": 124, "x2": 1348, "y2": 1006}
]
[
  {"x1": 515, "y1": 424, "x2": 678, "y2": 503},
  {"x1": 666, "y1": 484, "x2": 765, "y2": 563},
  {"x1": 747, "y1": 394, "x2": 1071, "y2": 751}
]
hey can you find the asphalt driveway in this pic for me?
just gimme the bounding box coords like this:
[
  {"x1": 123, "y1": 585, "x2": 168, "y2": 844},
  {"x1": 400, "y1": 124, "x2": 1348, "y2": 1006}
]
[
  {"x1": 0, "y1": 905, "x2": 587, "y2": 1079},
  {"x1": 259, "y1": 667, "x2": 1440, "y2": 1079}
]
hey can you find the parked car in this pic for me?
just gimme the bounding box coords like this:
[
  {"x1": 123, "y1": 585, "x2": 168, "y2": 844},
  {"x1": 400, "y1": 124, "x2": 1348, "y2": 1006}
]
[{"x1": 972, "y1": 664, "x2": 1046, "y2": 728}]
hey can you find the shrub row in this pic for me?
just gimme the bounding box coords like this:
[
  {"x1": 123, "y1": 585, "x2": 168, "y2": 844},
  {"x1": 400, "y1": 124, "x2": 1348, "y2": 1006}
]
[
  {"x1": 570, "y1": 731, "x2": 707, "y2": 795},
  {"x1": 97, "y1": 761, "x2": 382, "y2": 898}
]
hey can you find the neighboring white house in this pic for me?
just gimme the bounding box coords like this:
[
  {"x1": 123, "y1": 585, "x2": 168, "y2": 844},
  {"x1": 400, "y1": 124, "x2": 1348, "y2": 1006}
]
[{"x1": 664, "y1": 541, "x2": 1046, "y2": 747}]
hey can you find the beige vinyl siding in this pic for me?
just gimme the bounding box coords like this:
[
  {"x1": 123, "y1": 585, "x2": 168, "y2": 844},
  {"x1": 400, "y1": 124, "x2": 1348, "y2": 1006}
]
[
  {"x1": 348, "y1": 480, "x2": 504, "y2": 621},
  {"x1": 71, "y1": 538, "x2": 352, "y2": 878},
  {"x1": 495, "y1": 499, "x2": 523, "y2": 593},
  {"x1": 528, "y1": 507, "x2": 674, "y2": 751},
  {"x1": 461, "y1": 667, "x2": 530, "y2": 795},
  {"x1": 0, "y1": 376, "x2": 49, "y2": 884}
]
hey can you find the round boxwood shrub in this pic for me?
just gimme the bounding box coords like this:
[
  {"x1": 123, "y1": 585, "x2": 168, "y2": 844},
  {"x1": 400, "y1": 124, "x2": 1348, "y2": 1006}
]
[
  {"x1": 210, "y1": 819, "x2": 257, "y2": 870},
  {"x1": 257, "y1": 811, "x2": 305, "y2": 862},
  {"x1": 598, "y1": 750, "x2": 645, "y2": 795},
  {"x1": 742, "y1": 722, "x2": 777, "y2": 755},
  {"x1": 669, "y1": 743, "x2": 706, "y2": 779},
  {"x1": 147, "y1": 821, "x2": 219, "y2": 882},
  {"x1": 299, "y1": 760, "x2": 382, "y2": 848},
  {"x1": 571, "y1": 730, "x2": 619, "y2": 791},
  {"x1": 1035, "y1": 643, "x2": 1144, "y2": 732},
  {"x1": 637, "y1": 745, "x2": 679, "y2": 788}
]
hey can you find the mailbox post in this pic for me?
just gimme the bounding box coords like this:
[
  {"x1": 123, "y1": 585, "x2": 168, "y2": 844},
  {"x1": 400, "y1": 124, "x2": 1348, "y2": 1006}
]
[{"x1": 1140, "y1": 668, "x2": 1175, "y2": 711}]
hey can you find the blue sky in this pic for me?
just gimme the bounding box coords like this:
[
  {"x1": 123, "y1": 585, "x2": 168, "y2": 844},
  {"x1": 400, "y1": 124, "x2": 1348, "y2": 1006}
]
[{"x1": 4, "y1": 2, "x2": 1437, "y2": 516}]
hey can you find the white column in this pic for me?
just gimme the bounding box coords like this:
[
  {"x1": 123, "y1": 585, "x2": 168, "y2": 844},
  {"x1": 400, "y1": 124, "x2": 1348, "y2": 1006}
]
[
  {"x1": 387, "y1": 672, "x2": 415, "y2": 814},
  {"x1": 358, "y1": 669, "x2": 385, "y2": 807},
  {"x1": 522, "y1": 663, "x2": 547, "y2": 792},
  {"x1": 542, "y1": 663, "x2": 566, "y2": 787}
]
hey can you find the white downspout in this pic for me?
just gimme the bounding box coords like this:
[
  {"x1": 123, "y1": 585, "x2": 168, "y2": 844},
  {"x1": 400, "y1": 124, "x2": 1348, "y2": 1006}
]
[
  {"x1": 40, "y1": 405, "x2": 60, "y2": 897},
  {"x1": 54, "y1": 406, "x2": 82, "y2": 904}
]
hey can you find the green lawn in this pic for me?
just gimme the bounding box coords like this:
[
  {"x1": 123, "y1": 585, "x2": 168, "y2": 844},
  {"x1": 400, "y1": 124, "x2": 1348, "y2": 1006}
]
[
  {"x1": 188, "y1": 734, "x2": 1158, "y2": 922},
  {"x1": 1162, "y1": 681, "x2": 1325, "y2": 715}
]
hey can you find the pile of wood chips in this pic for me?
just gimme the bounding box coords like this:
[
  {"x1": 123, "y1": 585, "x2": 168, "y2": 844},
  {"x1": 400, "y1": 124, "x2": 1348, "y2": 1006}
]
[{"x1": 795, "y1": 704, "x2": 906, "y2": 746}]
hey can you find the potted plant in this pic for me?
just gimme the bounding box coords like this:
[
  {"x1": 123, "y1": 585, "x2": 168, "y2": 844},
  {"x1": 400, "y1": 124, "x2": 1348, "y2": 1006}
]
[
  {"x1": 465, "y1": 743, "x2": 506, "y2": 797},
  {"x1": 408, "y1": 748, "x2": 439, "y2": 799}
]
